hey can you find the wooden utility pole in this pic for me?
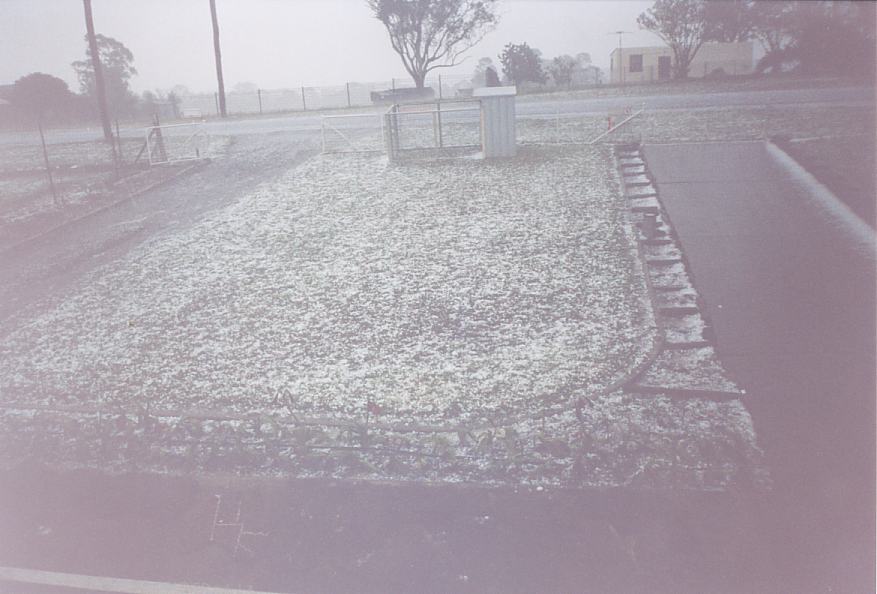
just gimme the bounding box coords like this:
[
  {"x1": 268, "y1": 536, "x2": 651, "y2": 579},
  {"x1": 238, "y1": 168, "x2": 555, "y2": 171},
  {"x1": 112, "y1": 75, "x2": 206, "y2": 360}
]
[
  {"x1": 209, "y1": 0, "x2": 227, "y2": 117},
  {"x1": 83, "y1": 0, "x2": 112, "y2": 141}
]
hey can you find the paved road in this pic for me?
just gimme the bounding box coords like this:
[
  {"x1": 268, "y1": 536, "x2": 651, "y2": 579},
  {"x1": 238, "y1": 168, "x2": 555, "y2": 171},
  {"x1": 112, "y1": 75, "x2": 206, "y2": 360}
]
[
  {"x1": 2, "y1": 85, "x2": 872, "y2": 146},
  {"x1": 643, "y1": 141, "x2": 876, "y2": 593}
]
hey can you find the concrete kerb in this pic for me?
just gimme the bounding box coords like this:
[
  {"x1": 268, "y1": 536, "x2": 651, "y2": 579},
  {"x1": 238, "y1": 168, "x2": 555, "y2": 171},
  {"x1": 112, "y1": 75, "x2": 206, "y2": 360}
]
[{"x1": 765, "y1": 139, "x2": 876, "y2": 260}]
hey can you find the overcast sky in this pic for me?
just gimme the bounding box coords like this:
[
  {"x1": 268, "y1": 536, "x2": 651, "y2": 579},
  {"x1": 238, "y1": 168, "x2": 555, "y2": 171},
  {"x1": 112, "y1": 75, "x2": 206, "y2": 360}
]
[{"x1": 1, "y1": 0, "x2": 661, "y2": 93}]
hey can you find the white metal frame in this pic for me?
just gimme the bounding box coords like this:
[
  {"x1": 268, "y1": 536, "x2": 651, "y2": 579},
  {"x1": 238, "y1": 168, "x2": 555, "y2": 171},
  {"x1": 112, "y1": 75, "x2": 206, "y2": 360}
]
[
  {"x1": 320, "y1": 112, "x2": 386, "y2": 154},
  {"x1": 145, "y1": 122, "x2": 210, "y2": 166}
]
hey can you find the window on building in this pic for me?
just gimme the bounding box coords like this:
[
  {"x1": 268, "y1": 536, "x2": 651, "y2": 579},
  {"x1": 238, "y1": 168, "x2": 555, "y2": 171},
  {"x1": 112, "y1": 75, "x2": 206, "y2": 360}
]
[{"x1": 629, "y1": 54, "x2": 643, "y2": 73}]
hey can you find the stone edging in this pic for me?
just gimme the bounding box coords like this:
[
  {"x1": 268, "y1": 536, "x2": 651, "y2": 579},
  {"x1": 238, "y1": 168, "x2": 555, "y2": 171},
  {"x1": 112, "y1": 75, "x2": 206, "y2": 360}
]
[{"x1": 613, "y1": 143, "x2": 744, "y2": 400}]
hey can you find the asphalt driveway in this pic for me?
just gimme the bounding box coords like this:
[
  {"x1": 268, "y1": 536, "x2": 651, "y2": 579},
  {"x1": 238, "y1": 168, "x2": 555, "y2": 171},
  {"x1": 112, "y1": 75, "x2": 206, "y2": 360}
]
[{"x1": 643, "y1": 141, "x2": 876, "y2": 593}]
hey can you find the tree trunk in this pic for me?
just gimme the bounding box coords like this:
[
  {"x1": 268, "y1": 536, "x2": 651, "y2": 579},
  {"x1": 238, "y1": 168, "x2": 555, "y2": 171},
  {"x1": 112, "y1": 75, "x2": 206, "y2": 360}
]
[
  {"x1": 82, "y1": 0, "x2": 112, "y2": 142},
  {"x1": 209, "y1": 0, "x2": 227, "y2": 118},
  {"x1": 412, "y1": 70, "x2": 426, "y2": 89}
]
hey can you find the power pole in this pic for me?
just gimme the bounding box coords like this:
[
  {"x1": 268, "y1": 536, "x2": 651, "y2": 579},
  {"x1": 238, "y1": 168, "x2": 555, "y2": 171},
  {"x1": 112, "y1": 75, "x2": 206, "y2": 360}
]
[
  {"x1": 83, "y1": 0, "x2": 112, "y2": 141},
  {"x1": 209, "y1": 0, "x2": 227, "y2": 117},
  {"x1": 610, "y1": 31, "x2": 632, "y2": 86}
]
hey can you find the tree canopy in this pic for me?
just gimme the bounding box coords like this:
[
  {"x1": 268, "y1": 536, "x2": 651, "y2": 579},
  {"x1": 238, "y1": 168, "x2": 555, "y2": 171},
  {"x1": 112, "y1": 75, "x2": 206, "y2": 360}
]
[
  {"x1": 703, "y1": 0, "x2": 755, "y2": 43},
  {"x1": 638, "y1": 0, "x2": 707, "y2": 79},
  {"x1": 71, "y1": 33, "x2": 138, "y2": 117},
  {"x1": 368, "y1": 0, "x2": 498, "y2": 88},
  {"x1": 9, "y1": 73, "x2": 74, "y2": 120},
  {"x1": 499, "y1": 42, "x2": 546, "y2": 85},
  {"x1": 549, "y1": 55, "x2": 577, "y2": 89}
]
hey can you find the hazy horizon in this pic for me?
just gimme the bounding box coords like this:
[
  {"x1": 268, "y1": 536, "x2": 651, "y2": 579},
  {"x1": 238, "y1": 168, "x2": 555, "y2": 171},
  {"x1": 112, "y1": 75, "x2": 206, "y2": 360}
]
[{"x1": 2, "y1": 0, "x2": 661, "y2": 94}]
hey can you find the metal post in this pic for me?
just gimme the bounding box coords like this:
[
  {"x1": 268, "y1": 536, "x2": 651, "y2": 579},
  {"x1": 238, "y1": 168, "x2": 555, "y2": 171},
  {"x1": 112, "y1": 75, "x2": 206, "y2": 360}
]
[
  {"x1": 436, "y1": 101, "x2": 443, "y2": 148},
  {"x1": 321, "y1": 119, "x2": 326, "y2": 152},
  {"x1": 109, "y1": 123, "x2": 119, "y2": 179},
  {"x1": 258, "y1": 89, "x2": 263, "y2": 114},
  {"x1": 146, "y1": 128, "x2": 152, "y2": 166},
  {"x1": 346, "y1": 82, "x2": 351, "y2": 107},
  {"x1": 115, "y1": 119, "x2": 123, "y2": 163},
  {"x1": 301, "y1": 86, "x2": 307, "y2": 110},
  {"x1": 38, "y1": 119, "x2": 59, "y2": 205},
  {"x1": 610, "y1": 31, "x2": 631, "y2": 86},
  {"x1": 391, "y1": 78, "x2": 396, "y2": 91},
  {"x1": 438, "y1": 74, "x2": 443, "y2": 100}
]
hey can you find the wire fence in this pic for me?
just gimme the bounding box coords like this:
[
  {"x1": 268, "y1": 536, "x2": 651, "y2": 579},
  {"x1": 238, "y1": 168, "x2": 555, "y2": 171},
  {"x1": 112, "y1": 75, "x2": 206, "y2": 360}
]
[
  {"x1": 177, "y1": 74, "x2": 472, "y2": 118},
  {"x1": 0, "y1": 121, "x2": 220, "y2": 253},
  {"x1": 176, "y1": 72, "x2": 608, "y2": 118}
]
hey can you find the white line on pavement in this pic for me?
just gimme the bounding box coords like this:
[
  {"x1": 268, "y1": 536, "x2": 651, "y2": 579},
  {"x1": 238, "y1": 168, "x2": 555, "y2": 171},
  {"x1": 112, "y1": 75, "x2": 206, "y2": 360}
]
[{"x1": 0, "y1": 566, "x2": 290, "y2": 594}]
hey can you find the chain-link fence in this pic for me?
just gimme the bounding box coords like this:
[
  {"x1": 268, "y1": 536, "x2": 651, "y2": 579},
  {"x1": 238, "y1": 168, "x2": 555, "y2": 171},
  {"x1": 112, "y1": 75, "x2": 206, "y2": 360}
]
[
  {"x1": 384, "y1": 100, "x2": 482, "y2": 160},
  {"x1": 0, "y1": 122, "x2": 220, "y2": 252},
  {"x1": 176, "y1": 74, "x2": 484, "y2": 118}
]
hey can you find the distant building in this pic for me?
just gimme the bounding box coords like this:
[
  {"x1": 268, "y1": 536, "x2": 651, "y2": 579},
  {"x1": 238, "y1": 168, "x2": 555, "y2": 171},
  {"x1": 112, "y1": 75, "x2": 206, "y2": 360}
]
[{"x1": 610, "y1": 41, "x2": 754, "y2": 84}]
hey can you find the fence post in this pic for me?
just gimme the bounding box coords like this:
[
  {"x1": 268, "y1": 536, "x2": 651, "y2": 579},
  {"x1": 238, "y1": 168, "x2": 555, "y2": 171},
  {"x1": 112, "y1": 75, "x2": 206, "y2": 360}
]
[
  {"x1": 258, "y1": 89, "x2": 263, "y2": 115},
  {"x1": 346, "y1": 82, "x2": 351, "y2": 107},
  {"x1": 37, "y1": 119, "x2": 59, "y2": 206},
  {"x1": 436, "y1": 100, "x2": 443, "y2": 148},
  {"x1": 392, "y1": 78, "x2": 396, "y2": 91},
  {"x1": 115, "y1": 119, "x2": 123, "y2": 163},
  {"x1": 301, "y1": 86, "x2": 307, "y2": 110},
  {"x1": 438, "y1": 74, "x2": 443, "y2": 100},
  {"x1": 320, "y1": 118, "x2": 326, "y2": 152}
]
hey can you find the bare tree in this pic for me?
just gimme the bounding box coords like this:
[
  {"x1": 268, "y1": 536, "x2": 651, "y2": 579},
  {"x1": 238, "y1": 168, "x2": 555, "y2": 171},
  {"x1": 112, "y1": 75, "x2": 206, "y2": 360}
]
[
  {"x1": 368, "y1": 0, "x2": 498, "y2": 89},
  {"x1": 82, "y1": 0, "x2": 112, "y2": 141},
  {"x1": 638, "y1": 0, "x2": 707, "y2": 79},
  {"x1": 209, "y1": 0, "x2": 226, "y2": 117}
]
